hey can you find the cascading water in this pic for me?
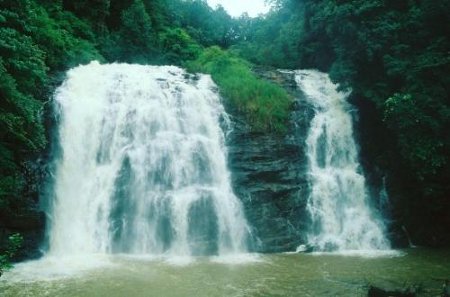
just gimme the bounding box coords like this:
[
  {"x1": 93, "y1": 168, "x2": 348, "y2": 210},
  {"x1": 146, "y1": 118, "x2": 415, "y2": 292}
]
[
  {"x1": 48, "y1": 61, "x2": 248, "y2": 257},
  {"x1": 294, "y1": 70, "x2": 389, "y2": 252}
]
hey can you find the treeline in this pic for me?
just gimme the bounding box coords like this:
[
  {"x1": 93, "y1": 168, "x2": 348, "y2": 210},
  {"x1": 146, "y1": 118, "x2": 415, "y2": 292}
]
[
  {"x1": 233, "y1": 0, "x2": 450, "y2": 244},
  {"x1": 1, "y1": 0, "x2": 449, "y2": 246},
  {"x1": 0, "y1": 0, "x2": 224, "y2": 215},
  {"x1": 0, "y1": 0, "x2": 291, "y2": 218}
]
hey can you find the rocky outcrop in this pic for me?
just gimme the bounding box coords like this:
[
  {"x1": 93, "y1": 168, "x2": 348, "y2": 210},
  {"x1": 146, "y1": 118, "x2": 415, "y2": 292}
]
[{"x1": 227, "y1": 70, "x2": 314, "y2": 253}]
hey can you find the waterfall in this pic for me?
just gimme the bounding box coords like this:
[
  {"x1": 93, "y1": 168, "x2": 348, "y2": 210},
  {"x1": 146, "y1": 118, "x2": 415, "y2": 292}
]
[
  {"x1": 48, "y1": 61, "x2": 248, "y2": 257},
  {"x1": 294, "y1": 70, "x2": 389, "y2": 251}
]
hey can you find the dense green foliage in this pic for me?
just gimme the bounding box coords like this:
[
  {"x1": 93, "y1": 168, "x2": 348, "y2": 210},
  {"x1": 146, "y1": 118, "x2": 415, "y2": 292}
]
[
  {"x1": 0, "y1": 233, "x2": 23, "y2": 276},
  {"x1": 0, "y1": 0, "x2": 288, "y2": 215},
  {"x1": 187, "y1": 47, "x2": 291, "y2": 132},
  {"x1": 234, "y1": 0, "x2": 449, "y2": 244},
  {"x1": 1, "y1": 0, "x2": 103, "y2": 214},
  {"x1": 236, "y1": 0, "x2": 450, "y2": 184}
]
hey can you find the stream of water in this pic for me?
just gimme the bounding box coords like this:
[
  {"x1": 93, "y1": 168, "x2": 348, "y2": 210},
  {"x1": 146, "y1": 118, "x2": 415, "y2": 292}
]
[{"x1": 294, "y1": 70, "x2": 389, "y2": 252}]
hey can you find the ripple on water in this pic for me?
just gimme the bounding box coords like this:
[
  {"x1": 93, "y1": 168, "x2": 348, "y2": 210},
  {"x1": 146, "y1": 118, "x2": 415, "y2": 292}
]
[{"x1": 1, "y1": 249, "x2": 449, "y2": 297}]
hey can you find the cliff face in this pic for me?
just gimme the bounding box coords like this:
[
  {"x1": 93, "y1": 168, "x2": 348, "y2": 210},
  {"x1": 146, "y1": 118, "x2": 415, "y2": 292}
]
[
  {"x1": 226, "y1": 70, "x2": 314, "y2": 253},
  {"x1": 229, "y1": 68, "x2": 446, "y2": 251},
  {"x1": 5, "y1": 68, "x2": 447, "y2": 261}
]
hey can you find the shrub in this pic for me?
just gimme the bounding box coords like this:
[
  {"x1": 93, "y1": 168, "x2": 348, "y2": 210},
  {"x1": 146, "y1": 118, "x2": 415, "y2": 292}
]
[{"x1": 187, "y1": 47, "x2": 292, "y2": 132}]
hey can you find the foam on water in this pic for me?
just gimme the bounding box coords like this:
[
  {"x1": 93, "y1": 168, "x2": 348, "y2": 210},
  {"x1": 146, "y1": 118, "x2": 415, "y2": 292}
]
[
  {"x1": 310, "y1": 250, "x2": 403, "y2": 258},
  {"x1": 1, "y1": 255, "x2": 114, "y2": 282},
  {"x1": 210, "y1": 253, "x2": 264, "y2": 265}
]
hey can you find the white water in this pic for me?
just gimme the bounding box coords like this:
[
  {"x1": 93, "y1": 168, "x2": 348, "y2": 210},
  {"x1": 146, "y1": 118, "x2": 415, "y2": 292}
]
[
  {"x1": 48, "y1": 61, "x2": 249, "y2": 258},
  {"x1": 294, "y1": 70, "x2": 389, "y2": 251}
]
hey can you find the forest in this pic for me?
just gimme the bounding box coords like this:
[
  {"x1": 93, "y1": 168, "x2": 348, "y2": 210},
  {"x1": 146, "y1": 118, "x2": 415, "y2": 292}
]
[{"x1": 0, "y1": 0, "x2": 449, "y2": 273}]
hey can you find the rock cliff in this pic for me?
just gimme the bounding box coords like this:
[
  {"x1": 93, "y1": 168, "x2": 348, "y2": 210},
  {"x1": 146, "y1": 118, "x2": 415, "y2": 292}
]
[{"x1": 227, "y1": 69, "x2": 313, "y2": 252}]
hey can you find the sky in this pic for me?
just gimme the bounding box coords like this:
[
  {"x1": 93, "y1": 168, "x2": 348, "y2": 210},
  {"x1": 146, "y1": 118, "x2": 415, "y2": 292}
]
[{"x1": 206, "y1": 0, "x2": 271, "y2": 17}]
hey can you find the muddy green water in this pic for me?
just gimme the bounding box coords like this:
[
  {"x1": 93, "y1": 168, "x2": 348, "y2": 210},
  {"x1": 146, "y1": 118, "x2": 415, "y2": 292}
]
[{"x1": 1, "y1": 249, "x2": 449, "y2": 297}]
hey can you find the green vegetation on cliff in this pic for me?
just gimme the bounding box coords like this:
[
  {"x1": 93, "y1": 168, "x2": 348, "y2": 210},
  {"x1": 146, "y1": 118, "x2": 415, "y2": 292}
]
[
  {"x1": 0, "y1": 0, "x2": 290, "y2": 215},
  {"x1": 234, "y1": 0, "x2": 450, "y2": 186},
  {"x1": 0, "y1": 233, "x2": 23, "y2": 275},
  {"x1": 187, "y1": 47, "x2": 291, "y2": 132},
  {"x1": 1, "y1": 0, "x2": 102, "y2": 214},
  {"x1": 0, "y1": 0, "x2": 449, "y2": 247},
  {"x1": 233, "y1": 0, "x2": 449, "y2": 244}
]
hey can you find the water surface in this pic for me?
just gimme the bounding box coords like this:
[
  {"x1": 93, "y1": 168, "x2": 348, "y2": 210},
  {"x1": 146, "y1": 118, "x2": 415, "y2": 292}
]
[{"x1": 2, "y1": 249, "x2": 449, "y2": 296}]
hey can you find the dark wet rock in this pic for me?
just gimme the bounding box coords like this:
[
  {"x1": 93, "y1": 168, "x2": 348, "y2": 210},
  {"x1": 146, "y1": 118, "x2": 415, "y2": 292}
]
[
  {"x1": 353, "y1": 94, "x2": 450, "y2": 249},
  {"x1": 227, "y1": 69, "x2": 314, "y2": 253}
]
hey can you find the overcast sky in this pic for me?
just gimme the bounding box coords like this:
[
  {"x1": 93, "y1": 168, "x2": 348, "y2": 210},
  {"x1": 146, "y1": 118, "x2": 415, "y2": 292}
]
[{"x1": 206, "y1": 0, "x2": 271, "y2": 17}]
